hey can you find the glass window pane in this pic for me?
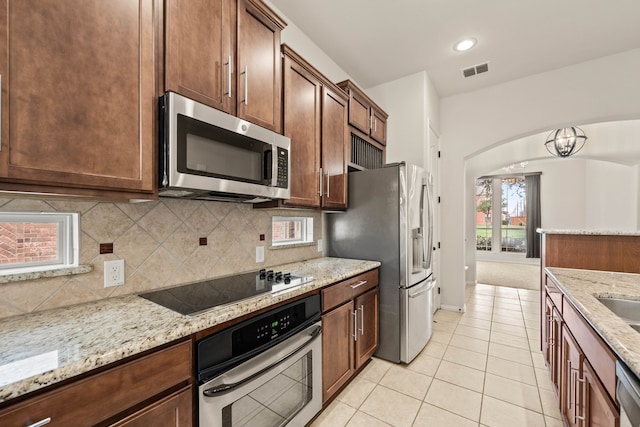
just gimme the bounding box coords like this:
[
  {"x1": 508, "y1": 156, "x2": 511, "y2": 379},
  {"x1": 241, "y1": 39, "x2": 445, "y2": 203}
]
[
  {"x1": 475, "y1": 179, "x2": 493, "y2": 251},
  {"x1": 0, "y1": 222, "x2": 60, "y2": 267},
  {"x1": 272, "y1": 216, "x2": 313, "y2": 246},
  {"x1": 500, "y1": 177, "x2": 526, "y2": 253},
  {"x1": 0, "y1": 212, "x2": 79, "y2": 275}
]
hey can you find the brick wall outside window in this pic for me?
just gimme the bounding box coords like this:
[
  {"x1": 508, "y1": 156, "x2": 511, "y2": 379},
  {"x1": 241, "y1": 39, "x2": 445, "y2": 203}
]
[{"x1": 0, "y1": 222, "x2": 58, "y2": 265}]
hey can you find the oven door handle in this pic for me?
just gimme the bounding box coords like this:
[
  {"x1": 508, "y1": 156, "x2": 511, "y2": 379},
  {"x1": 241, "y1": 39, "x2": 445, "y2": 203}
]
[{"x1": 203, "y1": 324, "x2": 321, "y2": 396}]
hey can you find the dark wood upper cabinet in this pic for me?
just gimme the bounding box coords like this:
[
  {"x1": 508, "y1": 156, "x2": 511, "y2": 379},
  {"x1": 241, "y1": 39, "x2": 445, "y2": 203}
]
[
  {"x1": 280, "y1": 45, "x2": 348, "y2": 210},
  {"x1": 165, "y1": 0, "x2": 235, "y2": 114},
  {"x1": 337, "y1": 80, "x2": 388, "y2": 146},
  {"x1": 165, "y1": 0, "x2": 285, "y2": 133},
  {"x1": 320, "y1": 86, "x2": 348, "y2": 209},
  {"x1": 282, "y1": 52, "x2": 322, "y2": 207},
  {"x1": 236, "y1": 0, "x2": 284, "y2": 133},
  {"x1": 0, "y1": 0, "x2": 157, "y2": 198}
]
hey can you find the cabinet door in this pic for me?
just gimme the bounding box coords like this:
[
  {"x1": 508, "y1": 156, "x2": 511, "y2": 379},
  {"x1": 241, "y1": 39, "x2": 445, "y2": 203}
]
[
  {"x1": 370, "y1": 107, "x2": 387, "y2": 145},
  {"x1": 346, "y1": 90, "x2": 370, "y2": 135},
  {"x1": 582, "y1": 359, "x2": 618, "y2": 427},
  {"x1": 109, "y1": 386, "x2": 192, "y2": 427},
  {"x1": 321, "y1": 86, "x2": 348, "y2": 209},
  {"x1": 0, "y1": 0, "x2": 156, "y2": 195},
  {"x1": 543, "y1": 297, "x2": 553, "y2": 367},
  {"x1": 282, "y1": 53, "x2": 321, "y2": 208},
  {"x1": 354, "y1": 288, "x2": 379, "y2": 369},
  {"x1": 236, "y1": 0, "x2": 282, "y2": 132},
  {"x1": 165, "y1": 0, "x2": 235, "y2": 114},
  {"x1": 550, "y1": 307, "x2": 562, "y2": 392},
  {"x1": 561, "y1": 325, "x2": 584, "y2": 427},
  {"x1": 322, "y1": 301, "x2": 355, "y2": 403}
]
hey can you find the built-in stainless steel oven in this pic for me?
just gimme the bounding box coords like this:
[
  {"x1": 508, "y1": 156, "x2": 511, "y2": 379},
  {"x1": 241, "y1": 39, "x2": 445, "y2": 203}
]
[{"x1": 197, "y1": 295, "x2": 322, "y2": 427}]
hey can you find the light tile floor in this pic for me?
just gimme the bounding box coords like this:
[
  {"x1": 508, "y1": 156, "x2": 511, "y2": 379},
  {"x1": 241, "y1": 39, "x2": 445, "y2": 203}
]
[{"x1": 311, "y1": 283, "x2": 563, "y2": 427}]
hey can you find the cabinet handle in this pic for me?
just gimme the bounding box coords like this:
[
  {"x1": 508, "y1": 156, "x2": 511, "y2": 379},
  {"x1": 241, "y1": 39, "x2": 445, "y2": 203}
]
[
  {"x1": 241, "y1": 66, "x2": 248, "y2": 104},
  {"x1": 359, "y1": 304, "x2": 364, "y2": 335},
  {"x1": 567, "y1": 360, "x2": 573, "y2": 409},
  {"x1": 225, "y1": 56, "x2": 232, "y2": 98},
  {"x1": 325, "y1": 171, "x2": 330, "y2": 197},
  {"x1": 374, "y1": 117, "x2": 377, "y2": 132},
  {"x1": 318, "y1": 168, "x2": 323, "y2": 196},
  {"x1": 575, "y1": 374, "x2": 587, "y2": 422},
  {"x1": 352, "y1": 310, "x2": 357, "y2": 342},
  {"x1": 350, "y1": 280, "x2": 367, "y2": 289},
  {"x1": 369, "y1": 116, "x2": 373, "y2": 130},
  {"x1": 27, "y1": 418, "x2": 51, "y2": 427}
]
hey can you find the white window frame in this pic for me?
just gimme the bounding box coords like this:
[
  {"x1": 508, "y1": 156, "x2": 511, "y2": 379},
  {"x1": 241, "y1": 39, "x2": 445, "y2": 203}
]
[
  {"x1": 271, "y1": 216, "x2": 313, "y2": 247},
  {"x1": 0, "y1": 212, "x2": 80, "y2": 276}
]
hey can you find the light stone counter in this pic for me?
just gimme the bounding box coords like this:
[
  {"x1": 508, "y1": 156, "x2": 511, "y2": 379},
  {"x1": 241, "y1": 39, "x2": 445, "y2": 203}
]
[
  {"x1": 0, "y1": 257, "x2": 380, "y2": 404},
  {"x1": 546, "y1": 267, "x2": 640, "y2": 379}
]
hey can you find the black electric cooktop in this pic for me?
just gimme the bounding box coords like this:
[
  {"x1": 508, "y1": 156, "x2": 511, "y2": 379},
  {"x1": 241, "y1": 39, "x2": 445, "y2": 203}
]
[{"x1": 139, "y1": 269, "x2": 313, "y2": 316}]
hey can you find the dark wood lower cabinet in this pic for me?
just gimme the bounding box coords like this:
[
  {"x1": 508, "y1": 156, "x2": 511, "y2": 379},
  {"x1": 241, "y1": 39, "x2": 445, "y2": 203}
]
[
  {"x1": 544, "y1": 270, "x2": 619, "y2": 427},
  {"x1": 354, "y1": 288, "x2": 378, "y2": 368},
  {"x1": 321, "y1": 301, "x2": 355, "y2": 403},
  {"x1": 321, "y1": 269, "x2": 379, "y2": 404},
  {"x1": 109, "y1": 386, "x2": 192, "y2": 427},
  {"x1": 0, "y1": 341, "x2": 193, "y2": 426}
]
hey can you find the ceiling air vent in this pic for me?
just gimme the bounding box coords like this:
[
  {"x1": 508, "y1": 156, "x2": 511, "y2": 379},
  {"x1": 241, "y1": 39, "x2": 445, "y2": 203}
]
[{"x1": 462, "y1": 62, "x2": 490, "y2": 78}]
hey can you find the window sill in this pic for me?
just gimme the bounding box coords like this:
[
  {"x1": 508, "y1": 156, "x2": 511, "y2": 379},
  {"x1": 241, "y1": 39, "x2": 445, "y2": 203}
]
[
  {"x1": 0, "y1": 265, "x2": 93, "y2": 284},
  {"x1": 270, "y1": 242, "x2": 316, "y2": 250}
]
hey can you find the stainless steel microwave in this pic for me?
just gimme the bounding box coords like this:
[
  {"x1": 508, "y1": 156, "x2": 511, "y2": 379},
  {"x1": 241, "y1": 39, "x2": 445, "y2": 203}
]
[{"x1": 159, "y1": 92, "x2": 290, "y2": 202}]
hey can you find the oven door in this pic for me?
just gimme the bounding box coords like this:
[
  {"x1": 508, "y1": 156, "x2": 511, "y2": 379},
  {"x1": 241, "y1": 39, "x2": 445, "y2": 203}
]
[{"x1": 199, "y1": 322, "x2": 322, "y2": 427}]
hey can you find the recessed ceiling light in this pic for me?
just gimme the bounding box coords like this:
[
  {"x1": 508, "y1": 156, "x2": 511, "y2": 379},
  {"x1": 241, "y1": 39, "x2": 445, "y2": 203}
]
[{"x1": 454, "y1": 38, "x2": 477, "y2": 52}]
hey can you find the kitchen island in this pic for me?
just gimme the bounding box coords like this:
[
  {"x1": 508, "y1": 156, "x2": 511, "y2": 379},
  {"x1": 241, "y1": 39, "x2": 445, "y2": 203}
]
[
  {"x1": 0, "y1": 257, "x2": 380, "y2": 404},
  {"x1": 539, "y1": 229, "x2": 640, "y2": 426}
]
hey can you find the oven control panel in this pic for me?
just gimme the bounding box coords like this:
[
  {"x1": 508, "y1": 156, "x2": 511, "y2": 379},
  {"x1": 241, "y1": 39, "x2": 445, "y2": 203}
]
[
  {"x1": 232, "y1": 303, "x2": 304, "y2": 355},
  {"x1": 196, "y1": 294, "x2": 320, "y2": 383}
]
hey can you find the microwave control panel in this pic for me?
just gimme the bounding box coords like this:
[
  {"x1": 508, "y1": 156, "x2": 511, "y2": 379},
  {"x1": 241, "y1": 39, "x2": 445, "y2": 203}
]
[{"x1": 276, "y1": 148, "x2": 288, "y2": 188}]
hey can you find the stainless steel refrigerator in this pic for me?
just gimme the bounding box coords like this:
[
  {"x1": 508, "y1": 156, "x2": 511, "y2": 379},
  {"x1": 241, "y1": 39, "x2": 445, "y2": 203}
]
[{"x1": 326, "y1": 162, "x2": 434, "y2": 363}]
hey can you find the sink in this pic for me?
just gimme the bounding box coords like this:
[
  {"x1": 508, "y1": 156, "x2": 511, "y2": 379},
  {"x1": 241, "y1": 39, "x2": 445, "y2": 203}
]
[{"x1": 596, "y1": 297, "x2": 640, "y2": 331}]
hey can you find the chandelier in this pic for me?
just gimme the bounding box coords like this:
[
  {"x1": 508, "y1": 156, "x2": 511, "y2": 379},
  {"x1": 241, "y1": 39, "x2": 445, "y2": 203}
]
[{"x1": 544, "y1": 127, "x2": 587, "y2": 158}]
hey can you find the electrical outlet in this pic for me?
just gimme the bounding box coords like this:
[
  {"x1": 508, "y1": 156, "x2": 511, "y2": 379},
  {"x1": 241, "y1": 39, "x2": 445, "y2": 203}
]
[
  {"x1": 104, "y1": 260, "x2": 125, "y2": 287},
  {"x1": 256, "y1": 246, "x2": 264, "y2": 263},
  {"x1": 317, "y1": 239, "x2": 323, "y2": 252}
]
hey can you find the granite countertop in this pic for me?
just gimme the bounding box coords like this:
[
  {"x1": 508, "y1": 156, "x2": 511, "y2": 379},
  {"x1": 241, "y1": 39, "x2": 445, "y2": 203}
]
[
  {"x1": 0, "y1": 257, "x2": 380, "y2": 404},
  {"x1": 537, "y1": 228, "x2": 640, "y2": 236},
  {"x1": 546, "y1": 267, "x2": 640, "y2": 378}
]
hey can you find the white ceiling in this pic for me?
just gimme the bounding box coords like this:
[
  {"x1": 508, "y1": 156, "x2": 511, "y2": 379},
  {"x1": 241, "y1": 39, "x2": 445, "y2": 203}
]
[{"x1": 270, "y1": 0, "x2": 640, "y2": 97}]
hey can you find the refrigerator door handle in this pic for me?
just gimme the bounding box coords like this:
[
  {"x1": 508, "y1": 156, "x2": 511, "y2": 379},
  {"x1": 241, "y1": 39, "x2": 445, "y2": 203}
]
[
  {"x1": 420, "y1": 180, "x2": 428, "y2": 269},
  {"x1": 425, "y1": 176, "x2": 434, "y2": 269}
]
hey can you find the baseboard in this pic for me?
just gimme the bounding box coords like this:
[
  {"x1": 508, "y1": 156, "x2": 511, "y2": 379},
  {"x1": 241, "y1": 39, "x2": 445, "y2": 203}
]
[{"x1": 440, "y1": 304, "x2": 466, "y2": 313}]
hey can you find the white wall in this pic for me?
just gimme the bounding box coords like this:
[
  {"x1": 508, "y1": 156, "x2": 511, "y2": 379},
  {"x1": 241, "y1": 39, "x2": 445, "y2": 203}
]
[
  {"x1": 265, "y1": 1, "x2": 351, "y2": 84},
  {"x1": 367, "y1": 71, "x2": 441, "y2": 171},
  {"x1": 441, "y1": 49, "x2": 640, "y2": 310},
  {"x1": 584, "y1": 161, "x2": 638, "y2": 230}
]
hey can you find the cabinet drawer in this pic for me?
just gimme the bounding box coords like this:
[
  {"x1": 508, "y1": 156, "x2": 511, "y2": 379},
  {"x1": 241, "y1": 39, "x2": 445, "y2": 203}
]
[
  {"x1": 0, "y1": 340, "x2": 192, "y2": 426},
  {"x1": 545, "y1": 275, "x2": 563, "y2": 313},
  {"x1": 563, "y1": 300, "x2": 617, "y2": 400},
  {"x1": 322, "y1": 269, "x2": 378, "y2": 312}
]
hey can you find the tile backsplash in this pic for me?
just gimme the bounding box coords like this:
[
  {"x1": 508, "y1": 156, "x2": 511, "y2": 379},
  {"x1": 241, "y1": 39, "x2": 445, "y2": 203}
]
[{"x1": 0, "y1": 197, "x2": 322, "y2": 319}]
